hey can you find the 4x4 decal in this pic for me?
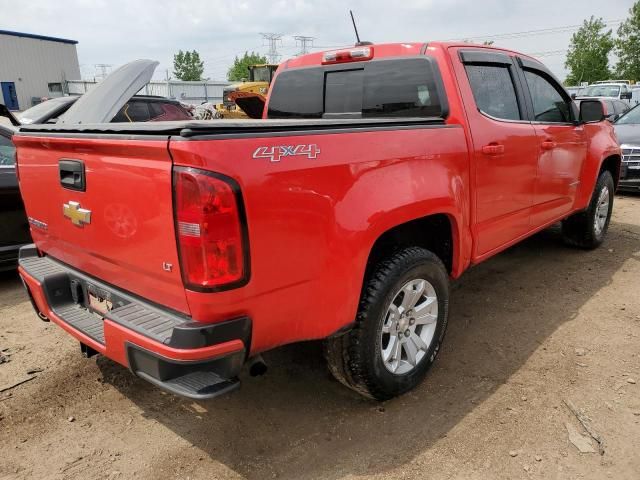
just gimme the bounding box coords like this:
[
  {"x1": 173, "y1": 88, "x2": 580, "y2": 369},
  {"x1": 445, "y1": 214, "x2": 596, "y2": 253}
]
[{"x1": 252, "y1": 144, "x2": 320, "y2": 163}]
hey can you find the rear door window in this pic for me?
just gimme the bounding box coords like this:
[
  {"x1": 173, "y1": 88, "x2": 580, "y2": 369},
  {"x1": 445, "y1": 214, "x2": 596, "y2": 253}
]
[
  {"x1": 464, "y1": 65, "x2": 521, "y2": 121},
  {"x1": 267, "y1": 57, "x2": 446, "y2": 119}
]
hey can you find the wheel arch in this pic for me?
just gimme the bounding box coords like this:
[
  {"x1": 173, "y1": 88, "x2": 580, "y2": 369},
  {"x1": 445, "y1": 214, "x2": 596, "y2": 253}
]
[
  {"x1": 599, "y1": 154, "x2": 621, "y2": 190},
  {"x1": 363, "y1": 212, "x2": 461, "y2": 281}
]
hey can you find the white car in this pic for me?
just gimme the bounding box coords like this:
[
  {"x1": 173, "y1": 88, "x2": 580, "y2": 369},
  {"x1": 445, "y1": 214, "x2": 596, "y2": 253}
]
[{"x1": 579, "y1": 82, "x2": 634, "y2": 104}]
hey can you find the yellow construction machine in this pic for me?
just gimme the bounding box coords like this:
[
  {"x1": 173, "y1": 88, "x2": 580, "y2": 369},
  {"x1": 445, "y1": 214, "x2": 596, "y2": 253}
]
[{"x1": 215, "y1": 64, "x2": 279, "y2": 119}]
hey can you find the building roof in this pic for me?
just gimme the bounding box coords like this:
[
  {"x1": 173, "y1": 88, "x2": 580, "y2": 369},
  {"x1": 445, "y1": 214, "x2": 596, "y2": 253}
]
[{"x1": 0, "y1": 29, "x2": 78, "y2": 45}]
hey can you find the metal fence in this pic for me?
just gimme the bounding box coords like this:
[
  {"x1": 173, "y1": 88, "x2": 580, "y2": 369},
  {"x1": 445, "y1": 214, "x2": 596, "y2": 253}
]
[{"x1": 65, "y1": 79, "x2": 231, "y2": 105}]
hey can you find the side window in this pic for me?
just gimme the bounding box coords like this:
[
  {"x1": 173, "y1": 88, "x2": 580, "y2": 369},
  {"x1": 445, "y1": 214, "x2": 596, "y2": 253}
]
[
  {"x1": 465, "y1": 64, "x2": 521, "y2": 121},
  {"x1": 126, "y1": 102, "x2": 151, "y2": 122},
  {"x1": 148, "y1": 102, "x2": 165, "y2": 120},
  {"x1": 0, "y1": 135, "x2": 16, "y2": 166},
  {"x1": 112, "y1": 102, "x2": 151, "y2": 122},
  {"x1": 523, "y1": 70, "x2": 572, "y2": 123}
]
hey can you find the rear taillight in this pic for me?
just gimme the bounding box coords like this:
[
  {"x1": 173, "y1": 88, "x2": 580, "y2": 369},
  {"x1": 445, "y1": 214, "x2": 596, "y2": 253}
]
[
  {"x1": 173, "y1": 167, "x2": 248, "y2": 291},
  {"x1": 322, "y1": 46, "x2": 373, "y2": 64}
]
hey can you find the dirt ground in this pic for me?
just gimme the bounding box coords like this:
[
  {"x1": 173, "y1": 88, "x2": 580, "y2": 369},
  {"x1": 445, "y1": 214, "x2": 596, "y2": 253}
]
[{"x1": 1, "y1": 196, "x2": 639, "y2": 480}]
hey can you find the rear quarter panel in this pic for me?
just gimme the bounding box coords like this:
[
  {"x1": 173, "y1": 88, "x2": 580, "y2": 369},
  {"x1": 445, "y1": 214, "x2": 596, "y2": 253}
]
[{"x1": 170, "y1": 126, "x2": 470, "y2": 353}]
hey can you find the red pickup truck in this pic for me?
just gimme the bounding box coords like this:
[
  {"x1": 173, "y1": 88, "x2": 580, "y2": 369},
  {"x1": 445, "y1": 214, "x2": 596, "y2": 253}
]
[{"x1": 14, "y1": 43, "x2": 620, "y2": 401}]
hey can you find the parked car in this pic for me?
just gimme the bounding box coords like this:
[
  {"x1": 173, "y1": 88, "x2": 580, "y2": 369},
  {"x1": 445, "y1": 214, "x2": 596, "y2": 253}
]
[
  {"x1": 14, "y1": 46, "x2": 619, "y2": 401},
  {"x1": 574, "y1": 97, "x2": 631, "y2": 122},
  {"x1": 631, "y1": 86, "x2": 640, "y2": 107},
  {"x1": 13, "y1": 94, "x2": 192, "y2": 125},
  {"x1": 0, "y1": 121, "x2": 30, "y2": 271},
  {"x1": 613, "y1": 104, "x2": 640, "y2": 192},
  {"x1": 578, "y1": 82, "x2": 634, "y2": 103}
]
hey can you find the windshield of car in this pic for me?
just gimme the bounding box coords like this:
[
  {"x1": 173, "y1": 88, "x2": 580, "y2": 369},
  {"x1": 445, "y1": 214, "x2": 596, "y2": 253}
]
[
  {"x1": 615, "y1": 105, "x2": 640, "y2": 124},
  {"x1": 17, "y1": 97, "x2": 75, "y2": 124},
  {"x1": 580, "y1": 85, "x2": 621, "y2": 98},
  {"x1": 250, "y1": 66, "x2": 271, "y2": 83}
]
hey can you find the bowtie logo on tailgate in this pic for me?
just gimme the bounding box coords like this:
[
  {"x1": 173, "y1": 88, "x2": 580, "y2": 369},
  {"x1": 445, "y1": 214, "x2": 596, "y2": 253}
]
[
  {"x1": 252, "y1": 144, "x2": 320, "y2": 163},
  {"x1": 63, "y1": 201, "x2": 92, "y2": 227}
]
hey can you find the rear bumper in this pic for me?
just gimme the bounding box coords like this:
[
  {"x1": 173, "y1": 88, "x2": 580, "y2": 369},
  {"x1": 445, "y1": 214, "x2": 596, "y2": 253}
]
[{"x1": 18, "y1": 245, "x2": 250, "y2": 399}]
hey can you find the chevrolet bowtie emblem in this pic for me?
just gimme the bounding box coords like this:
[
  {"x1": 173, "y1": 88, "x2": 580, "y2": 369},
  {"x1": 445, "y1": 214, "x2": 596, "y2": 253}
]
[{"x1": 63, "y1": 201, "x2": 92, "y2": 227}]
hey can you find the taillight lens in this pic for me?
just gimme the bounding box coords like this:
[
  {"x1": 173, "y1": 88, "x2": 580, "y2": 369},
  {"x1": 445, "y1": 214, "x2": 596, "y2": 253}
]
[{"x1": 173, "y1": 167, "x2": 248, "y2": 291}]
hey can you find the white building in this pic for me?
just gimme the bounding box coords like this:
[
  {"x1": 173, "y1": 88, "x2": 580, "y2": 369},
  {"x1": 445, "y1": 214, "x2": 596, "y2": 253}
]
[{"x1": 0, "y1": 30, "x2": 81, "y2": 111}]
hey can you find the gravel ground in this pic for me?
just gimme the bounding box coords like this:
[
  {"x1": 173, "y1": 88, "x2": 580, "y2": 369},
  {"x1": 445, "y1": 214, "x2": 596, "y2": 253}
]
[{"x1": 1, "y1": 195, "x2": 639, "y2": 480}]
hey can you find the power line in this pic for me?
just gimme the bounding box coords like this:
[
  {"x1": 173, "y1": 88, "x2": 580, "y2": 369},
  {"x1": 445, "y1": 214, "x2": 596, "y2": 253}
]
[
  {"x1": 260, "y1": 33, "x2": 283, "y2": 64},
  {"x1": 443, "y1": 19, "x2": 623, "y2": 42},
  {"x1": 527, "y1": 49, "x2": 567, "y2": 58}
]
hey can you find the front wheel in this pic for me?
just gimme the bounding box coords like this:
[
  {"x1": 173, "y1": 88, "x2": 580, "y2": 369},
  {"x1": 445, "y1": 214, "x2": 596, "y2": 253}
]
[
  {"x1": 562, "y1": 170, "x2": 615, "y2": 249},
  {"x1": 324, "y1": 247, "x2": 449, "y2": 400}
]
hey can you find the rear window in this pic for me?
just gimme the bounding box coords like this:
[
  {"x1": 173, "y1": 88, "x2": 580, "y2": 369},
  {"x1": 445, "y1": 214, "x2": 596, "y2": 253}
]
[{"x1": 267, "y1": 57, "x2": 446, "y2": 119}]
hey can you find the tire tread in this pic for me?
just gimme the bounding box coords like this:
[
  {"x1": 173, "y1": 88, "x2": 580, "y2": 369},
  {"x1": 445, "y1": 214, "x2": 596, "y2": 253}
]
[{"x1": 324, "y1": 247, "x2": 447, "y2": 400}]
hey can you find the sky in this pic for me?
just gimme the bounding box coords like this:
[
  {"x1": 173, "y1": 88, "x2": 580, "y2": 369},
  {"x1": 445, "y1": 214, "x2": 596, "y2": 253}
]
[{"x1": 0, "y1": 0, "x2": 636, "y2": 83}]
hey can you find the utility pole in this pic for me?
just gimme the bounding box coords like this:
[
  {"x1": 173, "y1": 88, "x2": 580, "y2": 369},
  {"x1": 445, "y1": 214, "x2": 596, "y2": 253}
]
[
  {"x1": 294, "y1": 36, "x2": 314, "y2": 56},
  {"x1": 260, "y1": 33, "x2": 283, "y2": 64}
]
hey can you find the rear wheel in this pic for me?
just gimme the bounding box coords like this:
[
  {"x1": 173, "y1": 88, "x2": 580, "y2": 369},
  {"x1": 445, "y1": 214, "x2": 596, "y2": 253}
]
[
  {"x1": 562, "y1": 170, "x2": 614, "y2": 249},
  {"x1": 324, "y1": 247, "x2": 449, "y2": 400}
]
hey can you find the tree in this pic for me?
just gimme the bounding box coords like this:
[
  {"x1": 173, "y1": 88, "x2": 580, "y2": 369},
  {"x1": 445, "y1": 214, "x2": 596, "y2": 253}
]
[
  {"x1": 615, "y1": 1, "x2": 640, "y2": 81},
  {"x1": 564, "y1": 16, "x2": 613, "y2": 86},
  {"x1": 227, "y1": 52, "x2": 268, "y2": 81},
  {"x1": 173, "y1": 50, "x2": 204, "y2": 81}
]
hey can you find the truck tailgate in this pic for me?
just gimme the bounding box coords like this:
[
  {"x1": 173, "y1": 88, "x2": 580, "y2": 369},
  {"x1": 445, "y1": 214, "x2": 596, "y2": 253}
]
[{"x1": 14, "y1": 135, "x2": 190, "y2": 314}]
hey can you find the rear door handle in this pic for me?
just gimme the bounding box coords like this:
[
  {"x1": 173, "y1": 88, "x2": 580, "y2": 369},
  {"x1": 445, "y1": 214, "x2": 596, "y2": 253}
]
[
  {"x1": 481, "y1": 144, "x2": 505, "y2": 155},
  {"x1": 541, "y1": 140, "x2": 557, "y2": 150}
]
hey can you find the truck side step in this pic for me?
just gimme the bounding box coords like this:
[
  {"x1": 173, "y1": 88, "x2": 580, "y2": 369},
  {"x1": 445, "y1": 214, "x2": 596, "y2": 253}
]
[
  {"x1": 126, "y1": 343, "x2": 243, "y2": 400},
  {"x1": 135, "y1": 370, "x2": 240, "y2": 400}
]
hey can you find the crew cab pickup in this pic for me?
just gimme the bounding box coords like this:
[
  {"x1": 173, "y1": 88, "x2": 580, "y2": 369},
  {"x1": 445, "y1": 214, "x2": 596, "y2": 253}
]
[{"x1": 14, "y1": 44, "x2": 620, "y2": 400}]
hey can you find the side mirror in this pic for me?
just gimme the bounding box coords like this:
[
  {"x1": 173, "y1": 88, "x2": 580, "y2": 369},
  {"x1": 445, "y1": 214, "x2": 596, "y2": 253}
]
[
  {"x1": 571, "y1": 93, "x2": 577, "y2": 100},
  {"x1": 579, "y1": 100, "x2": 605, "y2": 123},
  {"x1": 621, "y1": 91, "x2": 633, "y2": 100}
]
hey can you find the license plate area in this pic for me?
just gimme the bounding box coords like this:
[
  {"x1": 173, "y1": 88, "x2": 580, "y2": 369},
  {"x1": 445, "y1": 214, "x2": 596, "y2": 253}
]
[
  {"x1": 67, "y1": 277, "x2": 129, "y2": 317},
  {"x1": 87, "y1": 287, "x2": 113, "y2": 316}
]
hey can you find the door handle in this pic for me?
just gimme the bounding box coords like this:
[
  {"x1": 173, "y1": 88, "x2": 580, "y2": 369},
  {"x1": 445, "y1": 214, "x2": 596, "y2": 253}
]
[
  {"x1": 541, "y1": 140, "x2": 557, "y2": 150},
  {"x1": 59, "y1": 159, "x2": 86, "y2": 192},
  {"x1": 481, "y1": 143, "x2": 505, "y2": 155}
]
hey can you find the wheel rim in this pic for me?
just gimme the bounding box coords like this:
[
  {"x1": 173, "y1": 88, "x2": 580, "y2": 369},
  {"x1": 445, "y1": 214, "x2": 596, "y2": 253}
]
[
  {"x1": 380, "y1": 278, "x2": 438, "y2": 375},
  {"x1": 594, "y1": 185, "x2": 610, "y2": 236}
]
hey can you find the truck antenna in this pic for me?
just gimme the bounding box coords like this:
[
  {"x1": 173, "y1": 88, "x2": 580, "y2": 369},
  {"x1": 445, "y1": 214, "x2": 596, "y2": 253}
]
[
  {"x1": 350, "y1": 10, "x2": 361, "y2": 44},
  {"x1": 349, "y1": 10, "x2": 372, "y2": 46}
]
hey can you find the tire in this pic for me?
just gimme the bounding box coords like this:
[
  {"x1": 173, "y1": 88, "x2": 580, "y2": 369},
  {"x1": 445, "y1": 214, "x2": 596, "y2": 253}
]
[
  {"x1": 324, "y1": 247, "x2": 449, "y2": 400},
  {"x1": 562, "y1": 170, "x2": 614, "y2": 249}
]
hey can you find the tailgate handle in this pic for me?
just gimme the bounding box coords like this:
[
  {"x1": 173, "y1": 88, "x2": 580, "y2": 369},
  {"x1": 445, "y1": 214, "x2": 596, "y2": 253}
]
[{"x1": 59, "y1": 159, "x2": 86, "y2": 192}]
